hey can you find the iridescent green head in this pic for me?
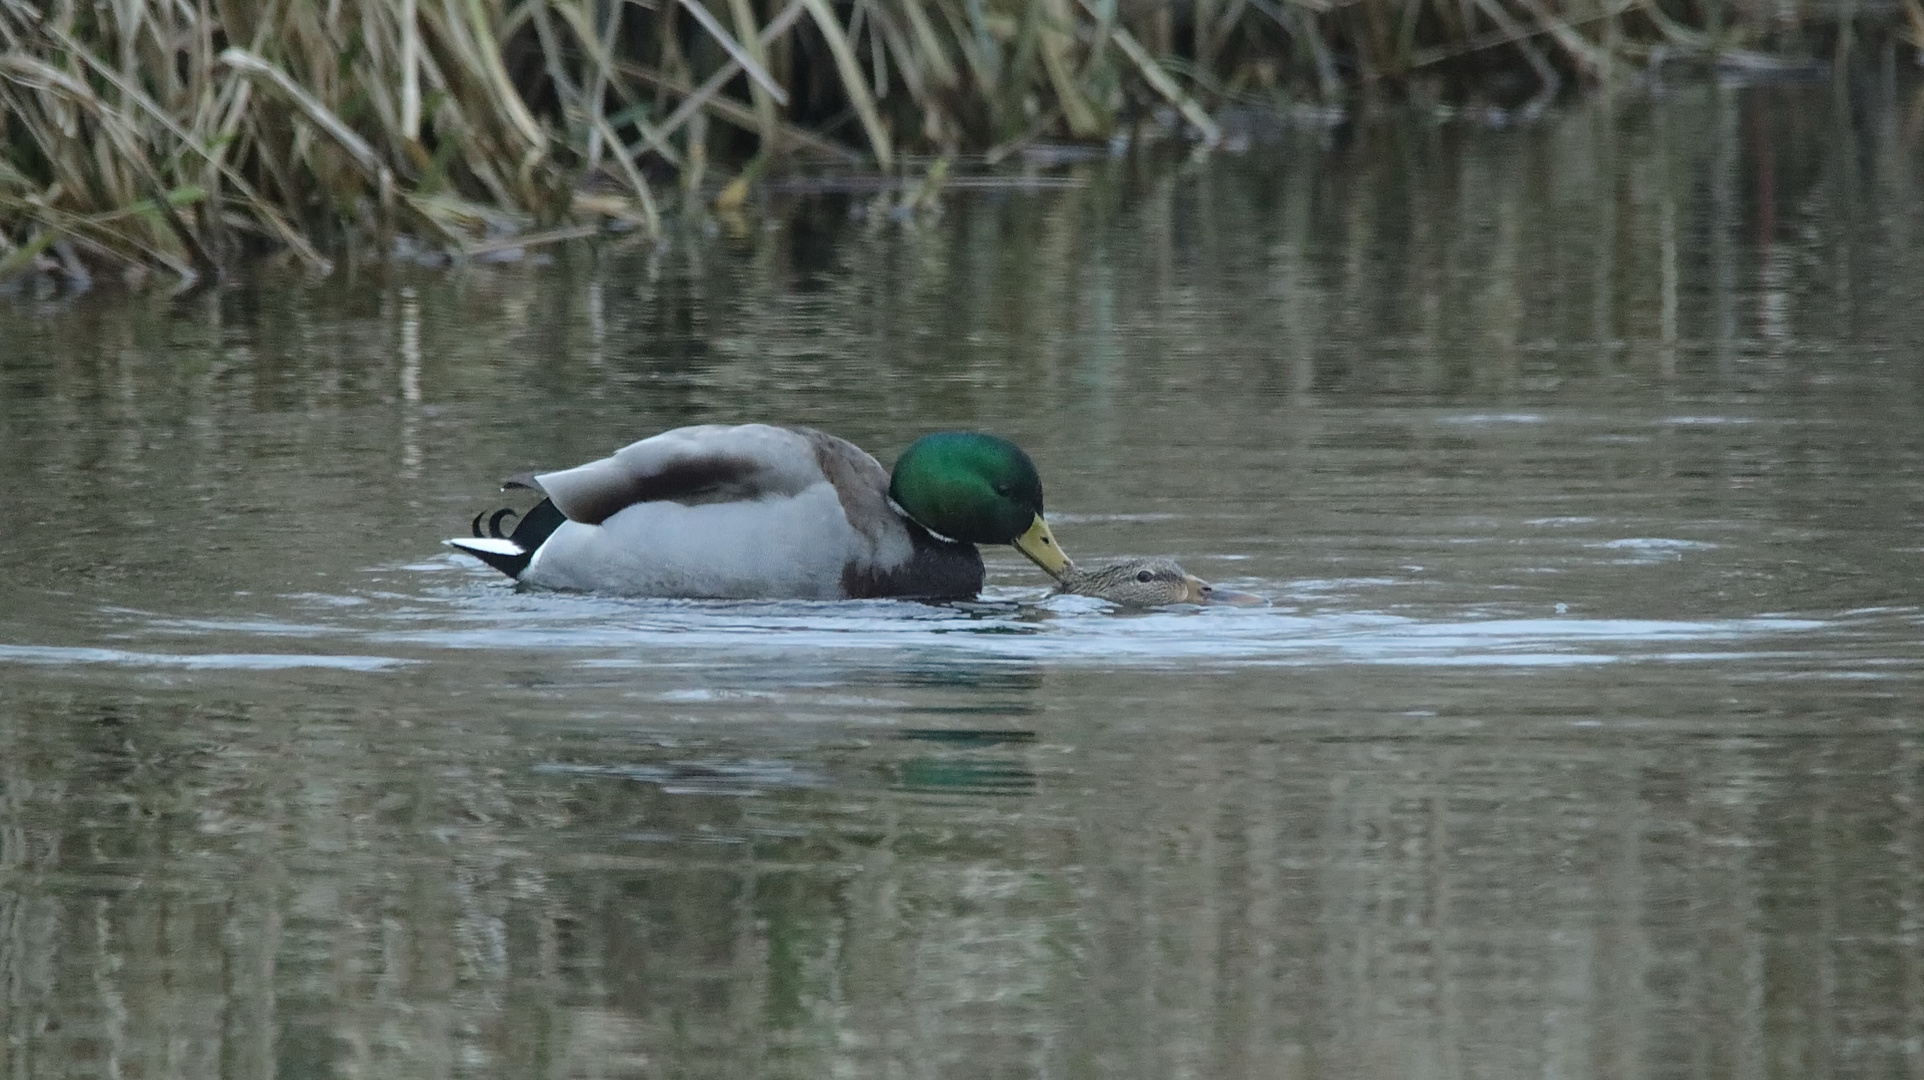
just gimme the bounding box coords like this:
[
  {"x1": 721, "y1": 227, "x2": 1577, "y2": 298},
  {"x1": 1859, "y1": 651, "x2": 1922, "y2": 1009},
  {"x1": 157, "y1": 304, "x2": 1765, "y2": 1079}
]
[{"x1": 888, "y1": 432, "x2": 1072, "y2": 578}]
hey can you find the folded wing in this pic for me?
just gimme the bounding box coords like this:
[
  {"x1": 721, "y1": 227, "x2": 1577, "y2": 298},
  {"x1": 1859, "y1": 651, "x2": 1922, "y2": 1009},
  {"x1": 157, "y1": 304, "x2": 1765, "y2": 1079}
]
[{"x1": 534, "y1": 424, "x2": 823, "y2": 524}]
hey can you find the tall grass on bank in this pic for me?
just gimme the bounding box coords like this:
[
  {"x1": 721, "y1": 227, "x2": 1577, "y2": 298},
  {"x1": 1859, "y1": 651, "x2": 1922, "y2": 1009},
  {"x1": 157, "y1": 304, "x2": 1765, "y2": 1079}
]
[{"x1": 0, "y1": 0, "x2": 1896, "y2": 281}]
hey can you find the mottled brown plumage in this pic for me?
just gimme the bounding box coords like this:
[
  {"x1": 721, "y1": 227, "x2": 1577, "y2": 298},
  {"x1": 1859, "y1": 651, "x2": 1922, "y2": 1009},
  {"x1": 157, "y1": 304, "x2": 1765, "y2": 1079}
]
[{"x1": 1054, "y1": 557, "x2": 1266, "y2": 607}]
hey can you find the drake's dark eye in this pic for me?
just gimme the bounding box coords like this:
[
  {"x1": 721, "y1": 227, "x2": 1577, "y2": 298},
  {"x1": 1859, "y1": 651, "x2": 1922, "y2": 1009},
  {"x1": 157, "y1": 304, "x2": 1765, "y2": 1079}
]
[{"x1": 1136, "y1": 570, "x2": 1154, "y2": 583}]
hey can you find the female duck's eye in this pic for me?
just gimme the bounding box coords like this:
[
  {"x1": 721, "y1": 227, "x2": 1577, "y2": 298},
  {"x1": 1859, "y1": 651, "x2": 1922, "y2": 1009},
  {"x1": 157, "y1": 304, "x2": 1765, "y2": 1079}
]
[{"x1": 1136, "y1": 570, "x2": 1154, "y2": 583}]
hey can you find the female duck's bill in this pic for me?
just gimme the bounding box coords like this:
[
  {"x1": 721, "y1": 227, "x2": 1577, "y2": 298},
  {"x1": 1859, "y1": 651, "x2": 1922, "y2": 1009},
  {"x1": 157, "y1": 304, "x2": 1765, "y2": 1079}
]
[
  {"x1": 1053, "y1": 557, "x2": 1267, "y2": 607},
  {"x1": 446, "y1": 424, "x2": 1072, "y2": 601}
]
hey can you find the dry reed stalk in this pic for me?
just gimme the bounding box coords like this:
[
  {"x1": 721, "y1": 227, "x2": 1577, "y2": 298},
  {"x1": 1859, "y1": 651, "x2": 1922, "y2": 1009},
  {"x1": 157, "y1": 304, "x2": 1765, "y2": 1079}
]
[
  {"x1": 728, "y1": 0, "x2": 784, "y2": 145},
  {"x1": 1079, "y1": 0, "x2": 1222, "y2": 141},
  {"x1": 900, "y1": 0, "x2": 963, "y2": 89},
  {"x1": 678, "y1": 0, "x2": 791, "y2": 105},
  {"x1": 618, "y1": 60, "x2": 864, "y2": 159},
  {"x1": 801, "y1": 0, "x2": 896, "y2": 166},
  {"x1": 1041, "y1": 0, "x2": 1105, "y2": 135},
  {"x1": 624, "y1": 0, "x2": 812, "y2": 161}
]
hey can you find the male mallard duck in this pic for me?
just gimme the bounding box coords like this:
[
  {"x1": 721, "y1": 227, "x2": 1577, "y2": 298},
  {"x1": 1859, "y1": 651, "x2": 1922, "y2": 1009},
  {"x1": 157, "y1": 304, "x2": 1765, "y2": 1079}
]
[
  {"x1": 1054, "y1": 557, "x2": 1267, "y2": 607},
  {"x1": 447, "y1": 424, "x2": 1071, "y2": 599}
]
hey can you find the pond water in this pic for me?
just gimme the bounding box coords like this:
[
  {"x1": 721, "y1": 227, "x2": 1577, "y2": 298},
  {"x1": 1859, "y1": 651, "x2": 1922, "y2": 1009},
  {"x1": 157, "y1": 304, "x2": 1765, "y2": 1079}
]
[{"x1": 5, "y1": 79, "x2": 1924, "y2": 1078}]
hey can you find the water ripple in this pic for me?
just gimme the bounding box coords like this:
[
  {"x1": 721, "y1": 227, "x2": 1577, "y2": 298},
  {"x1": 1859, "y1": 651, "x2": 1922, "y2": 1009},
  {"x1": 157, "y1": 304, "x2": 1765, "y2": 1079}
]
[
  {"x1": 0, "y1": 643, "x2": 415, "y2": 671},
  {"x1": 25, "y1": 570, "x2": 1890, "y2": 678},
  {"x1": 325, "y1": 581, "x2": 1839, "y2": 670}
]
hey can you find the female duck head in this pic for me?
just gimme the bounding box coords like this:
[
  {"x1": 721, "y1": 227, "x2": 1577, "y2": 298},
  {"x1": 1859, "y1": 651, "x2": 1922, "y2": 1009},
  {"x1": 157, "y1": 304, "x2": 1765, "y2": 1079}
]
[
  {"x1": 888, "y1": 432, "x2": 1072, "y2": 578},
  {"x1": 1054, "y1": 557, "x2": 1269, "y2": 607}
]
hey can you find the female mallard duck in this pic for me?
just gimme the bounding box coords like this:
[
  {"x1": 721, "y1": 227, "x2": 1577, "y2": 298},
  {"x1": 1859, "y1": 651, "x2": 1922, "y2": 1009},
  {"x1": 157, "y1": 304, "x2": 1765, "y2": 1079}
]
[
  {"x1": 1054, "y1": 557, "x2": 1268, "y2": 607},
  {"x1": 448, "y1": 425, "x2": 1072, "y2": 599}
]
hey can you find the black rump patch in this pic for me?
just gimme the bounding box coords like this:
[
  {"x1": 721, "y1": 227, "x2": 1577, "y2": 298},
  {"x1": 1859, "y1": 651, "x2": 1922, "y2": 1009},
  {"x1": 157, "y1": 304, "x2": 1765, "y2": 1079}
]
[{"x1": 509, "y1": 498, "x2": 566, "y2": 549}]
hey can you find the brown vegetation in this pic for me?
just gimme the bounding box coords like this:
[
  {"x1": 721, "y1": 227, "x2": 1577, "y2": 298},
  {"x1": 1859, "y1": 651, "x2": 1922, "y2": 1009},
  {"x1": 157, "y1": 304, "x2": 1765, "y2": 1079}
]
[{"x1": 0, "y1": 0, "x2": 1897, "y2": 282}]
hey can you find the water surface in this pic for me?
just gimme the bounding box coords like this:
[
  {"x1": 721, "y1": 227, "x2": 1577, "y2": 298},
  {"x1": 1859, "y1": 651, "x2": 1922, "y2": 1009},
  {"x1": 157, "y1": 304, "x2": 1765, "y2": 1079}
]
[{"x1": 5, "y1": 81, "x2": 1924, "y2": 1078}]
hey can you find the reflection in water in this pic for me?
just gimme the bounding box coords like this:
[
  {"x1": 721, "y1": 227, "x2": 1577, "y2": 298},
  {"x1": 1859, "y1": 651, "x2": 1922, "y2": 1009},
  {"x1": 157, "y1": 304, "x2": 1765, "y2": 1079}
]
[
  {"x1": 5, "y1": 680, "x2": 1923, "y2": 1077},
  {"x1": 5, "y1": 82, "x2": 1924, "y2": 1077}
]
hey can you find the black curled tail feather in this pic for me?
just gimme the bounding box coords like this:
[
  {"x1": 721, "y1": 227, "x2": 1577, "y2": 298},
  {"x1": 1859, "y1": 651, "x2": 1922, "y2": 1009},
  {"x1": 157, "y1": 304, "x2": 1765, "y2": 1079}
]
[
  {"x1": 454, "y1": 498, "x2": 569, "y2": 580},
  {"x1": 472, "y1": 508, "x2": 517, "y2": 539},
  {"x1": 469, "y1": 499, "x2": 565, "y2": 547}
]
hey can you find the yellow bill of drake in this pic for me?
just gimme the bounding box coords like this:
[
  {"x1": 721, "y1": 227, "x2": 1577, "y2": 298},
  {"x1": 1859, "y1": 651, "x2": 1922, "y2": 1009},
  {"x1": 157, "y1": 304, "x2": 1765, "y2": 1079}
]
[{"x1": 1012, "y1": 513, "x2": 1073, "y2": 579}]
